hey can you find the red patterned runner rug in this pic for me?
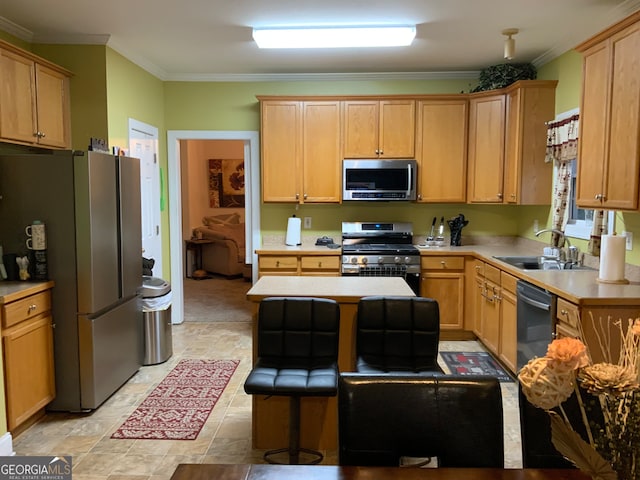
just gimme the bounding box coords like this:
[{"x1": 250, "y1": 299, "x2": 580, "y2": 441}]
[{"x1": 111, "y1": 359, "x2": 239, "y2": 440}]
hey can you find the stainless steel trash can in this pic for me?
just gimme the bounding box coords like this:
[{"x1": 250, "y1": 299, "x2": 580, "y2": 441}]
[{"x1": 139, "y1": 276, "x2": 172, "y2": 365}]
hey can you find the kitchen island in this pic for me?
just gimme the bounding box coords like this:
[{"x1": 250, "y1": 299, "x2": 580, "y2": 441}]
[{"x1": 246, "y1": 275, "x2": 415, "y2": 450}]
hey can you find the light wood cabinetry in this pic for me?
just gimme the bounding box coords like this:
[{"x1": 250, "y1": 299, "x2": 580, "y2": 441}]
[
  {"x1": 1, "y1": 288, "x2": 55, "y2": 431},
  {"x1": 343, "y1": 99, "x2": 415, "y2": 158},
  {"x1": 556, "y1": 297, "x2": 639, "y2": 365},
  {"x1": 415, "y1": 98, "x2": 468, "y2": 202},
  {"x1": 467, "y1": 93, "x2": 505, "y2": 203},
  {"x1": 503, "y1": 82, "x2": 556, "y2": 204},
  {"x1": 498, "y1": 272, "x2": 518, "y2": 372},
  {"x1": 471, "y1": 261, "x2": 517, "y2": 372},
  {"x1": 0, "y1": 40, "x2": 71, "y2": 149},
  {"x1": 420, "y1": 256, "x2": 465, "y2": 329},
  {"x1": 259, "y1": 99, "x2": 341, "y2": 203},
  {"x1": 575, "y1": 12, "x2": 640, "y2": 210},
  {"x1": 467, "y1": 81, "x2": 556, "y2": 204},
  {"x1": 257, "y1": 253, "x2": 340, "y2": 277}
]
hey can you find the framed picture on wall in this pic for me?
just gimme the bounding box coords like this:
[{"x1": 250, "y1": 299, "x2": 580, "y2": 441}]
[{"x1": 208, "y1": 158, "x2": 245, "y2": 208}]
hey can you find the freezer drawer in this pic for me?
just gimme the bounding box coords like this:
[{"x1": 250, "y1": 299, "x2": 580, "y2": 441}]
[{"x1": 78, "y1": 296, "x2": 143, "y2": 409}]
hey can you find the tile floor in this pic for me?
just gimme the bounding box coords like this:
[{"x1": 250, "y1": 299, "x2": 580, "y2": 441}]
[{"x1": 12, "y1": 306, "x2": 523, "y2": 479}]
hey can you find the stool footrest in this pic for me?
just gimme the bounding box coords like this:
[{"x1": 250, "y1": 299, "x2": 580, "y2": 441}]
[{"x1": 264, "y1": 447, "x2": 324, "y2": 465}]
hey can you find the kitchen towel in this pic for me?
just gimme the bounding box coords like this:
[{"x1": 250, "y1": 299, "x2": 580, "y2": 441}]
[
  {"x1": 285, "y1": 215, "x2": 301, "y2": 246},
  {"x1": 598, "y1": 234, "x2": 627, "y2": 283}
]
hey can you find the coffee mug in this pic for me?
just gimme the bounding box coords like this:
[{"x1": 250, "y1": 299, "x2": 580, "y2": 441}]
[{"x1": 26, "y1": 222, "x2": 46, "y2": 250}]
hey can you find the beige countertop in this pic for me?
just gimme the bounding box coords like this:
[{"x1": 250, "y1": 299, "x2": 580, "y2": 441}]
[
  {"x1": 0, "y1": 281, "x2": 54, "y2": 304},
  {"x1": 257, "y1": 240, "x2": 640, "y2": 305},
  {"x1": 247, "y1": 275, "x2": 415, "y2": 303}
]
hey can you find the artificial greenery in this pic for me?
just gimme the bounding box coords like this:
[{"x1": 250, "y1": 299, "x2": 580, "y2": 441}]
[{"x1": 471, "y1": 63, "x2": 537, "y2": 92}]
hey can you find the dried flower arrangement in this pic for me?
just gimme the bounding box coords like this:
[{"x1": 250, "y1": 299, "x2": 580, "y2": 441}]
[{"x1": 518, "y1": 313, "x2": 640, "y2": 480}]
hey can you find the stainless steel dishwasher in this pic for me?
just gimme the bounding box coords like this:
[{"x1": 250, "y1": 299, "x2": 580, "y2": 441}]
[{"x1": 516, "y1": 280, "x2": 557, "y2": 370}]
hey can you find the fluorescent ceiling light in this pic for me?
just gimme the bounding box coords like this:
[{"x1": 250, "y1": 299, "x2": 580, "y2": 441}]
[{"x1": 252, "y1": 26, "x2": 416, "y2": 49}]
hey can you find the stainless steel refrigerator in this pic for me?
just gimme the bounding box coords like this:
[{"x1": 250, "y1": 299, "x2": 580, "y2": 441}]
[{"x1": 0, "y1": 149, "x2": 143, "y2": 411}]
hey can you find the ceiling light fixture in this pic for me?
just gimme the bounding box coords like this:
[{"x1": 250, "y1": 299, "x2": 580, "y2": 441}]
[
  {"x1": 252, "y1": 25, "x2": 416, "y2": 49},
  {"x1": 502, "y1": 28, "x2": 518, "y2": 60}
]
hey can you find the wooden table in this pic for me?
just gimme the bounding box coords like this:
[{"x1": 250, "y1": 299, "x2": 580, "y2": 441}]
[
  {"x1": 171, "y1": 464, "x2": 590, "y2": 480},
  {"x1": 246, "y1": 276, "x2": 415, "y2": 450}
]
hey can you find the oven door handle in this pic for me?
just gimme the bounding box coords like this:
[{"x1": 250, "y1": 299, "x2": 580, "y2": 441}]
[{"x1": 519, "y1": 293, "x2": 551, "y2": 311}]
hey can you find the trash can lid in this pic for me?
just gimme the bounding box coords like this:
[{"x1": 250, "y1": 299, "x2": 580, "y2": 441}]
[{"x1": 139, "y1": 275, "x2": 171, "y2": 297}]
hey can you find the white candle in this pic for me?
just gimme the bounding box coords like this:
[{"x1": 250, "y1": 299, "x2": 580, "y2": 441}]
[{"x1": 599, "y1": 234, "x2": 626, "y2": 282}]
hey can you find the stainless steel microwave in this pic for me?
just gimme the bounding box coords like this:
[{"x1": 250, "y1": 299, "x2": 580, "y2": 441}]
[{"x1": 342, "y1": 159, "x2": 417, "y2": 201}]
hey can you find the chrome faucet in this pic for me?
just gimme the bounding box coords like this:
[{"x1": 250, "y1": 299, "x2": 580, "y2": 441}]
[
  {"x1": 534, "y1": 229, "x2": 580, "y2": 267},
  {"x1": 534, "y1": 228, "x2": 571, "y2": 247}
]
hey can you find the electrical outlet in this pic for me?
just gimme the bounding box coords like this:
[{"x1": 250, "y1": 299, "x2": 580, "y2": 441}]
[
  {"x1": 625, "y1": 231, "x2": 633, "y2": 250},
  {"x1": 303, "y1": 217, "x2": 312, "y2": 229},
  {"x1": 533, "y1": 219, "x2": 539, "y2": 232}
]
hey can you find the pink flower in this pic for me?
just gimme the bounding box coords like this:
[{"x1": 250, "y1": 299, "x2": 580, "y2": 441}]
[{"x1": 546, "y1": 337, "x2": 589, "y2": 371}]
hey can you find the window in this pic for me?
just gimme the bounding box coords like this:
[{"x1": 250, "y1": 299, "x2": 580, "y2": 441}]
[{"x1": 564, "y1": 158, "x2": 613, "y2": 240}]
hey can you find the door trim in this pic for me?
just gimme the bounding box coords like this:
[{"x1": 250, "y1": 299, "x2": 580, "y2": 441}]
[{"x1": 167, "y1": 130, "x2": 260, "y2": 324}]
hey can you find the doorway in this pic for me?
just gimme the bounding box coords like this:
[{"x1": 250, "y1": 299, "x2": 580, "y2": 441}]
[{"x1": 167, "y1": 130, "x2": 260, "y2": 324}]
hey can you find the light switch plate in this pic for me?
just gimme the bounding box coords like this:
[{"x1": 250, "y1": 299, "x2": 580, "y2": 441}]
[
  {"x1": 625, "y1": 231, "x2": 633, "y2": 250},
  {"x1": 304, "y1": 217, "x2": 312, "y2": 229}
]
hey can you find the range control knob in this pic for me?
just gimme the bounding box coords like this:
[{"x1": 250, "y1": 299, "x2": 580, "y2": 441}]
[
  {"x1": 350, "y1": 256, "x2": 358, "y2": 264},
  {"x1": 404, "y1": 257, "x2": 412, "y2": 264},
  {"x1": 377, "y1": 256, "x2": 385, "y2": 264},
  {"x1": 362, "y1": 257, "x2": 368, "y2": 265},
  {"x1": 394, "y1": 256, "x2": 401, "y2": 264}
]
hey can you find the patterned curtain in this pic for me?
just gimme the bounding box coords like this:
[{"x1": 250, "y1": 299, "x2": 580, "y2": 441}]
[
  {"x1": 588, "y1": 210, "x2": 608, "y2": 256},
  {"x1": 545, "y1": 114, "x2": 580, "y2": 248}
]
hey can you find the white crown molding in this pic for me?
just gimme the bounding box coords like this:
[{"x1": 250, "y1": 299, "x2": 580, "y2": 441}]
[
  {"x1": 0, "y1": 15, "x2": 33, "y2": 42},
  {"x1": 106, "y1": 37, "x2": 169, "y2": 80},
  {"x1": 164, "y1": 70, "x2": 481, "y2": 82}
]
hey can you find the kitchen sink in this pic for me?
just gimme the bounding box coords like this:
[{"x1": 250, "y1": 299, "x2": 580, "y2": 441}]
[{"x1": 493, "y1": 255, "x2": 596, "y2": 271}]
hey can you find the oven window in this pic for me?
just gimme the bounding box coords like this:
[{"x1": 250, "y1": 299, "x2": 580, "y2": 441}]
[{"x1": 345, "y1": 168, "x2": 409, "y2": 190}]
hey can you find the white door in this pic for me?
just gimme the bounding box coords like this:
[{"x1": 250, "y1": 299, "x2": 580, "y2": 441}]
[{"x1": 129, "y1": 119, "x2": 162, "y2": 277}]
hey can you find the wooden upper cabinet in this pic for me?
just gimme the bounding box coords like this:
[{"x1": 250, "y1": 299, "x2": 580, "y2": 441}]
[
  {"x1": 576, "y1": 12, "x2": 640, "y2": 211},
  {"x1": 260, "y1": 100, "x2": 301, "y2": 202},
  {"x1": 301, "y1": 100, "x2": 342, "y2": 202},
  {"x1": 503, "y1": 81, "x2": 556, "y2": 205},
  {"x1": 0, "y1": 49, "x2": 37, "y2": 144},
  {"x1": 468, "y1": 81, "x2": 556, "y2": 205},
  {"x1": 343, "y1": 99, "x2": 415, "y2": 158},
  {"x1": 0, "y1": 40, "x2": 72, "y2": 149},
  {"x1": 467, "y1": 93, "x2": 506, "y2": 203},
  {"x1": 260, "y1": 98, "x2": 341, "y2": 203},
  {"x1": 415, "y1": 98, "x2": 468, "y2": 202},
  {"x1": 34, "y1": 64, "x2": 70, "y2": 148}
]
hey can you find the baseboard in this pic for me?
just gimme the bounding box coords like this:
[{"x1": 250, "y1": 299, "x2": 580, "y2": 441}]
[{"x1": 0, "y1": 432, "x2": 14, "y2": 456}]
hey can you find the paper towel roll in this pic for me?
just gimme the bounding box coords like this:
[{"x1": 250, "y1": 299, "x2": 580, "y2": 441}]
[
  {"x1": 598, "y1": 234, "x2": 627, "y2": 283},
  {"x1": 285, "y1": 216, "x2": 301, "y2": 246}
]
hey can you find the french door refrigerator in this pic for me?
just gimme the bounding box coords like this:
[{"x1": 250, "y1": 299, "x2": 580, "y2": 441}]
[{"x1": 0, "y1": 149, "x2": 143, "y2": 411}]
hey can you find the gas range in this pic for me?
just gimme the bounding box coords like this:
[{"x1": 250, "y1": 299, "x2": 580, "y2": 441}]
[{"x1": 341, "y1": 222, "x2": 420, "y2": 276}]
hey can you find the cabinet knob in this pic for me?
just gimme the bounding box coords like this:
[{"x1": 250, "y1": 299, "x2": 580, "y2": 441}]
[
  {"x1": 510, "y1": 193, "x2": 516, "y2": 199},
  {"x1": 303, "y1": 193, "x2": 308, "y2": 200},
  {"x1": 497, "y1": 193, "x2": 503, "y2": 199},
  {"x1": 28, "y1": 304, "x2": 37, "y2": 313},
  {"x1": 318, "y1": 262, "x2": 322, "y2": 267},
  {"x1": 560, "y1": 309, "x2": 568, "y2": 316},
  {"x1": 276, "y1": 261, "x2": 280, "y2": 267},
  {"x1": 595, "y1": 193, "x2": 603, "y2": 200},
  {"x1": 295, "y1": 193, "x2": 300, "y2": 200},
  {"x1": 440, "y1": 261, "x2": 446, "y2": 267}
]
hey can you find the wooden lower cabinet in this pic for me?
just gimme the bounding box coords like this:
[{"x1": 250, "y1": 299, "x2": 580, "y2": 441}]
[
  {"x1": 498, "y1": 272, "x2": 518, "y2": 372},
  {"x1": 257, "y1": 253, "x2": 340, "y2": 277},
  {"x1": 420, "y1": 256, "x2": 465, "y2": 329},
  {"x1": 556, "y1": 297, "x2": 640, "y2": 365},
  {"x1": 1, "y1": 288, "x2": 55, "y2": 431},
  {"x1": 470, "y1": 261, "x2": 517, "y2": 373}
]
